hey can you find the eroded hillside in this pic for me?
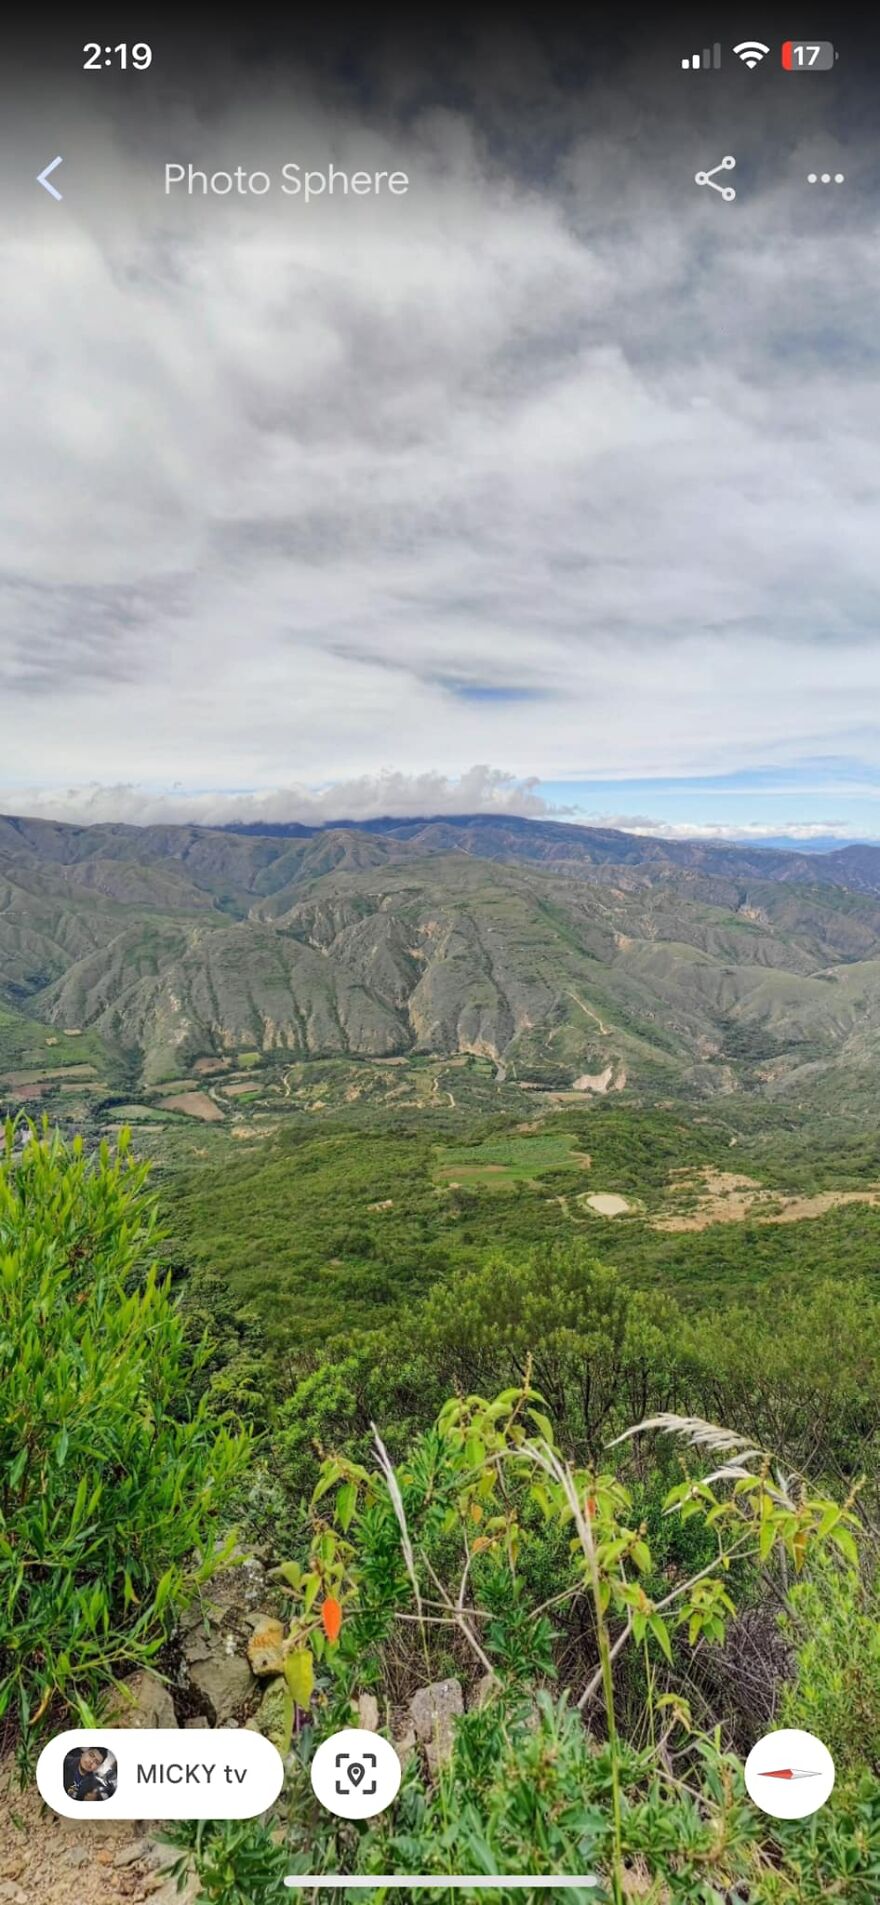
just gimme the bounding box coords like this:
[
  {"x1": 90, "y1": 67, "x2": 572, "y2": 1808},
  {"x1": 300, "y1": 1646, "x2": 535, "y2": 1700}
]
[{"x1": 3, "y1": 813, "x2": 880, "y2": 1099}]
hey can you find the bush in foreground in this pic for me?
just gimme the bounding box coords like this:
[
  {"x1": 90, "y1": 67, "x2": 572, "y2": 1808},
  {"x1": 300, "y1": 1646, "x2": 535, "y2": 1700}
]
[
  {"x1": 0, "y1": 1121, "x2": 250, "y2": 1753},
  {"x1": 173, "y1": 1379, "x2": 880, "y2": 1902}
]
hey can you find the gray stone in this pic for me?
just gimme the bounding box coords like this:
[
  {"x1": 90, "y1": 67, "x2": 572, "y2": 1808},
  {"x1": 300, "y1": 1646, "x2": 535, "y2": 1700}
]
[
  {"x1": 469, "y1": 1670, "x2": 498, "y2": 1710},
  {"x1": 115, "y1": 1839, "x2": 151, "y2": 1868},
  {"x1": 188, "y1": 1652, "x2": 254, "y2": 1725},
  {"x1": 205, "y1": 1547, "x2": 268, "y2": 1616},
  {"x1": 66, "y1": 1848, "x2": 90, "y2": 1868},
  {"x1": 245, "y1": 1677, "x2": 293, "y2": 1752},
  {"x1": 410, "y1": 1678, "x2": 464, "y2": 1742},
  {"x1": 185, "y1": 1714, "x2": 210, "y2": 1728},
  {"x1": 409, "y1": 1678, "x2": 463, "y2": 1771},
  {"x1": 393, "y1": 1723, "x2": 417, "y2": 1771},
  {"x1": 357, "y1": 1692, "x2": 380, "y2": 1731},
  {"x1": 180, "y1": 1623, "x2": 214, "y2": 1667},
  {"x1": 145, "y1": 1843, "x2": 180, "y2": 1873},
  {"x1": 105, "y1": 1668, "x2": 177, "y2": 1730},
  {"x1": 145, "y1": 1875, "x2": 199, "y2": 1905}
]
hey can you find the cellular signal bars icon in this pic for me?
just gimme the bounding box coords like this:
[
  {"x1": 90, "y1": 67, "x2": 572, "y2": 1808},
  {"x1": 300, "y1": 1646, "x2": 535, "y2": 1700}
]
[{"x1": 682, "y1": 44, "x2": 722, "y2": 70}]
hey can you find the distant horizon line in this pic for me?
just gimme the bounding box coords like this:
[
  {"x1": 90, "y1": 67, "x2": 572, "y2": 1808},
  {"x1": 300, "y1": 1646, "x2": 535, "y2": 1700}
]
[{"x1": 0, "y1": 807, "x2": 877, "y2": 855}]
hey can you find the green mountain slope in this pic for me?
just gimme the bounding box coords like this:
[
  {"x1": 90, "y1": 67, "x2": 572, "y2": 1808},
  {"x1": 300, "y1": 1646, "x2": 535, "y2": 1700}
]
[{"x1": 4, "y1": 813, "x2": 880, "y2": 1095}]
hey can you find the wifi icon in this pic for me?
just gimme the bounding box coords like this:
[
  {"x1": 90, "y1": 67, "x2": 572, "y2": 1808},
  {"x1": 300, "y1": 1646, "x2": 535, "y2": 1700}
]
[{"x1": 733, "y1": 40, "x2": 770, "y2": 67}]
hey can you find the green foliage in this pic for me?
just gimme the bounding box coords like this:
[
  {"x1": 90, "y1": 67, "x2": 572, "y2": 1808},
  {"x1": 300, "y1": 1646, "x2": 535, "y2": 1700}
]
[
  {"x1": 162, "y1": 1099, "x2": 880, "y2": 1384},
  {"x1": 780, "y1": 1558, "x2": 880, "y2": 1783},
  {"x1": 409, "y1": 1243, "x2": 685, "y2": 1460},
  {"x1": 162, "y1": 1125, "x2": 447, "y2": 1348},
  {"x1": 259, "y1": 1245, "x2": 879, "y2": 1515},
  {"x1": 683, "y1": 1276, "x2": 880, "y2": 1477},
  {"x1": 275, "y1": 1358, "x2": 366, "y2": 1501},
  {"x1": 172, "y1": 1734, "x2": 880, "y2": 1905},
  {"x1": 0, "y1": 1120, "x2": 251, "y2": 1751},
  {"x1": 177, "y1": 1381, "x2": 880, "y2": 1903},
  {"x1": 0, "y1": 1006, "x2": 109, "y2": 1077}
]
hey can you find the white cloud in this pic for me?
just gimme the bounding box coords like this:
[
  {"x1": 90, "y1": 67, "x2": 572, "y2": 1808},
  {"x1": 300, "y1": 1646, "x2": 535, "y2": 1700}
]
[
  {"x1": 2, "y1": 766, "x2": 558, "y2": 827},
  {"x1": 583, "y1": 814, "x2": 864, "y2": 843},
  {"x1": 1, "y1": 46, "x2": 878, "y2": 803}
]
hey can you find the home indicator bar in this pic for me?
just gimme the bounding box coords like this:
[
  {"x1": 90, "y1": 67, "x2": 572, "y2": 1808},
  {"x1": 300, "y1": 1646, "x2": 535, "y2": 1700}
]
[{"x1": 284, "y1": 1880, "x2": 600, "y2": 1891}]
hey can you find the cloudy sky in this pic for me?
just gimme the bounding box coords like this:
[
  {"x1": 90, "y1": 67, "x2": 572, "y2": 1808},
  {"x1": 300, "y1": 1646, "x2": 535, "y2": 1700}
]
[{"x1": 2, "y1": 21, "x2": 879, "y2": 838}]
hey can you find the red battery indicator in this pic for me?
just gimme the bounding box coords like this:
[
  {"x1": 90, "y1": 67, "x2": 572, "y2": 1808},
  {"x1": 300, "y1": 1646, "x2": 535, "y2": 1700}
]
[{"x1": 782, "y1": 40, "x2": 837, "y2": 69}]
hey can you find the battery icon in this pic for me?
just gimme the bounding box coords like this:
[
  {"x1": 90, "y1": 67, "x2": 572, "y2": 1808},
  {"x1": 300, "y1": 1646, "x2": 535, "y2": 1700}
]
[{"x1": 782, "y1": 41, "x2": 837, "y2": 69}]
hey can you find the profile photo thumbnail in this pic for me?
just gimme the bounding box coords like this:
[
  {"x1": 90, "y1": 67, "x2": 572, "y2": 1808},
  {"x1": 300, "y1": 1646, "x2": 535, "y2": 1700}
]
[{"x1": 63, "y1": 1744, "x2": 118, "y2": 1803}]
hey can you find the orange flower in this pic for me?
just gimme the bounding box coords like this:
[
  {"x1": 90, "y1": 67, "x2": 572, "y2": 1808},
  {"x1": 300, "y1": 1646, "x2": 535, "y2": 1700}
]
[{"x1": 321, "y1": 1596, "x2": 342, "y2": 1642}]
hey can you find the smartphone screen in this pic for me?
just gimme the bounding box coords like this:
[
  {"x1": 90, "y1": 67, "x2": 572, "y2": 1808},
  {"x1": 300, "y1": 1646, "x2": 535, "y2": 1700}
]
[{"x1": 3, "y1": 11, "x2": 879, "y2": 1903}]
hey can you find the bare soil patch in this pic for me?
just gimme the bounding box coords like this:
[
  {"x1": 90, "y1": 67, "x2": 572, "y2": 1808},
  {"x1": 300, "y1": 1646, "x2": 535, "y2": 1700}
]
[
  {"x1": 0, "y1": 1759, "x2": 162, "y2": 1905},
  {"x1": 572, "y1": 1065, "x2": 615, "y2": 1093},
  {"x1": 2, "y1": 1065, "x2": 96, "y2": 1085},
  {"x1": 162, "y1": 1092, "x2": 224, "y2": 1122},
  {"x1": 584, "y1": 1192, "x2": 631, "y2": 1217},
  {"x1": 654, "y1": 1166, "x2": 880, "y2": 1232}
]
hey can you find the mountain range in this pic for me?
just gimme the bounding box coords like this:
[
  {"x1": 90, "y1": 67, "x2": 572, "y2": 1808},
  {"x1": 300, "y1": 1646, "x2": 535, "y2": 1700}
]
[{"x1": 2, "y1": 810, "x2": 880, "y2": 1098}]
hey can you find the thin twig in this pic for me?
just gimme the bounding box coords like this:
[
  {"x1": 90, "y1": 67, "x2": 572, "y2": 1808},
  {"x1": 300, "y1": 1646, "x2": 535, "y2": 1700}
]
[
  {"x1": 424, "y1": 1555, "x2": 498, "y2": 1680},
  {"x1": 371, "y1": 1421, "x2": 424, "y2": 1626},
  {"x1": 577, "y1": 1618, "x2": 633, "y2": 1710}
]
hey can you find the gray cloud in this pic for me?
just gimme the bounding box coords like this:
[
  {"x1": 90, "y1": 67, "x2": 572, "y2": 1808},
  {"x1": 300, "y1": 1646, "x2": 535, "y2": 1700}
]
[{"x1": 1, "y1": 42, "x2": 878, "y2": 808}]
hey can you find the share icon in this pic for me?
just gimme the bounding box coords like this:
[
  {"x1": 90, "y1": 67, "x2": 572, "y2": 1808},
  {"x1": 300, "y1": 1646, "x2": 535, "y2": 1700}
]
[{"x1": 695, "y1": 155, "x2": 736, "y2": 201}]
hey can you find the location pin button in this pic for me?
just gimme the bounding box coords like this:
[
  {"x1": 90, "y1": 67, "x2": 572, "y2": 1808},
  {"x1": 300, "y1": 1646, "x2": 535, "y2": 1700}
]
[{"x1": 312, "y1": 1729, "x2": 402, "y2": 1819}]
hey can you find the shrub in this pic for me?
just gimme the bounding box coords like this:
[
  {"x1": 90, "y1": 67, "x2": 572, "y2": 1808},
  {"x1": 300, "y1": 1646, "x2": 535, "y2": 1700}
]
[
  {"x1": 0, "y1": 1121, "x2": 251, "y2": 1752},
  {"x1": 177, "y1": 1381, "x2": 874, "y2": 1903},
  {"x1": 780, "y1": 1556, "x2": 880, "y2": 1784},
  {"x1": 172, "y1": 1385, "x2": 880, "y2": 1902}
]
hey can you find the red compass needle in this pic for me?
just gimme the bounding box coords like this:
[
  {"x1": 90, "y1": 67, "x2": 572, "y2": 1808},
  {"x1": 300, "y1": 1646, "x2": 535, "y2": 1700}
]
[{"x1": 761, "y1": 1768, "x2": 822, "y2": 1781}]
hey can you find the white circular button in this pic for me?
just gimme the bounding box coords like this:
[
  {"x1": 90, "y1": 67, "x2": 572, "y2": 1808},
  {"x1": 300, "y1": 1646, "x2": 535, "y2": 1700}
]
[
  {"x1": 310, "y1": 1728, "x2": 402, "y2": 1820},
  {"x1": 744, "y1": 1728, "x2": 835, "y2": 1819}
]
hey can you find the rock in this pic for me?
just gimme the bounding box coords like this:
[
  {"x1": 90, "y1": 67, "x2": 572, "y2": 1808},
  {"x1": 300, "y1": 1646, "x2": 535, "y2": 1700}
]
[
  {"x1": 115, "y1": 1839, "x2": 151, "y2": 1868},
  {"x1": 409, "y1": 1679, "x2": 463, "y2": 1771},
  {"x1": 145, "y1": 1844, "x2": 180, "y2": 1873},
  {"x1": 105, "y1": 1669, "x2": 176, "y2": 1730},
  {"x1": 180, "y1": 1620, "x2": 214, "y2": 1667},
  {"x1": 247, "y1": 1618, "x2": 287, "y2": 1677},
  {"x1": 185, "y1": 1715, "x2": 210, "y2": 1728},
  {"x1": 393, "y1": 1724, "x2": 417, "y2": 1771},
  {"x1": 66, "y1": 1848, "x2": 90, "y2": 1868},
  {"x1": 188, "y1": 1653, "x2": 254, "y2": 1725},
  {"x1": 204, "y1": 1547, "x2": 268, "y2": 1617},
  {"x1": 245, "y1": 1677, "x2": 293, "y2": 1752},
  {"x1": 146, "y1": 1875, "x2": 199, "y2": 1905},
  {"x1": 469, "y1": 1670, "x2": 497, "y2": 1710},
  {"x1": 357, "y1": 1692, "x2": 380, "y2": 1731},
  {"x1": 410, "y1": 1678, "x2": 464, "y2": 1742}
]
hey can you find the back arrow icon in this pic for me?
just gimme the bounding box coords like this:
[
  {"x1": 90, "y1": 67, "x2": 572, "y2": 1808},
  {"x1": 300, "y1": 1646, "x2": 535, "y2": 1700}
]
[{"x1": 36, "y1": 156, "x2": 63, "y2": 201}]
